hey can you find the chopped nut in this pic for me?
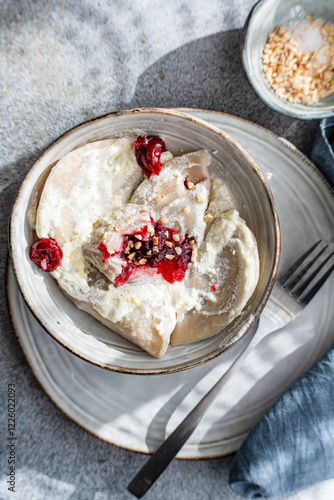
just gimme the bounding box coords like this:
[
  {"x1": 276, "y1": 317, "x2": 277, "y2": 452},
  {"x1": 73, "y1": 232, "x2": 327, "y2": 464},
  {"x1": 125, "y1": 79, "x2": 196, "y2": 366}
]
[
  {"x1": 153, "y1": 236, "x2": 159, "y2": 245},
  {"x1": 128, "y1": 240, "x2": 134, "y2": 248},
  {"x1": 183, "y1": 206, "x2": 190, "y2": 215},
  {"x1": 165, "y1": 254, "x2": 174, "y2": 260},
  {"x1": 134, "y1": 241, "x2": 142, "y2": 250},
  {"x1": 114, "y1": 226, "x2": 120, "y2": 232},
  {"x1": 146, "y1": 250, "x2": 152, "y2": 256},
  {"x1": 175, "y1": 247, "x2": 182, "y2": 255},
  {"x1": 134, "y1": 260, "x2": 140, "y2": 266},
  {"x1": 204, "y1": 214, "x2": 214, "y2": 221},
  {"x1": 196, "y1": 194, "x2": 205, "y2": 204},
  {"x1": 159, "y1": 216, "x2": 168, "y2": 224},
  {"x1": 172, "y1": 234, "x2": 180, "y2": 242},
  {"x1": 147, "y1": 224, "x2": 154, "y2": 236},
  {"x1": 186, "y1": 181, "x2": 195, "y2": 190},
  {"x1": 127, "y1": 297, "x2": 139, "y2": 305},
  {"x1": 124, "y1": 245, "x2": 130, "y2": 254},
  {"x1": 191, "y1": 249, "x2": 198, "y2": 262},
  {"x1": 153, "y1": 246, "x2": 159, "y2": 252},
  {"x1": 262, "y1": 17, "x2": 334, "y2": 104},
  {"x1": 139, "y1": 258, "x2": 147, "y2": 265},
  {"x1": 164, "y1": 231, "x2": 169, "y2": 237},
  {"x1": 155, "y1": 195, "x2": 163, "y2": 202},
  {"x1": 128, "y1": 252, "x2": 136, "y2": 261},
  {"x1": 102, "y1": 231, "x2": 108, "y2": 240},
  {"x1": 135, "y1": 234, "x2": 142, "y2": 240},
  {"x1": 126, "y1": 218, "x2": 133, "y2": 223},
  {"x1": 165, "y1": 241, "x2": 173, "y2": 248},
  {"x1": 189, "y1": 239, "x2": 196, "y2": 245}
]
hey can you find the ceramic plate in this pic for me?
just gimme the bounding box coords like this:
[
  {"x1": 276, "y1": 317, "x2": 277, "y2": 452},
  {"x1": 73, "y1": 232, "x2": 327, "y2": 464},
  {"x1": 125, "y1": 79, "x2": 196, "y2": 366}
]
[{"x1": 7, "y1": 110, "x2": 334, "y2": 458}]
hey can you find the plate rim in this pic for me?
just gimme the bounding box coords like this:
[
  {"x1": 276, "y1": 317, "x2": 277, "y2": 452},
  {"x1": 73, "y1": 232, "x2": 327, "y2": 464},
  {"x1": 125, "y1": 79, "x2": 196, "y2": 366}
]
[{"x1": 6, "y1": 109, "x2": 334, "y2": 458}]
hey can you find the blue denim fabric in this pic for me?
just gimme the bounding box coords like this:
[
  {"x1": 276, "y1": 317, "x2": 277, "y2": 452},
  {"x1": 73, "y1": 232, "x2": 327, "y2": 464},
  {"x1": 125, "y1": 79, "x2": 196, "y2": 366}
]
[{"x1": 229, "y1": 117, "x2": 334, "y2": 499}]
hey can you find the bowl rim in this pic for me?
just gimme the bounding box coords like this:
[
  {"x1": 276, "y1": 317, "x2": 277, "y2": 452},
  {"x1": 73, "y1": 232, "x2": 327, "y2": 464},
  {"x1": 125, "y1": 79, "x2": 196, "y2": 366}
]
[
  {"x1": 9, "y1": 107, "x2": 281, "y2": 375},
  {"x1": 241, "y1": 0, "x2": 334, "y2": 120}
]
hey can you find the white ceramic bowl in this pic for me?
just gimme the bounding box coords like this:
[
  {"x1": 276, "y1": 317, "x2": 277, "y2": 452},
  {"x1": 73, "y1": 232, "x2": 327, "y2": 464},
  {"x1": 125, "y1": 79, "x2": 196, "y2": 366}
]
[
  {"x1": 242, "y1": 0, "x2": 334, "y2": 119},
  {"x1": 9, "y1": 108, "x2": 280, "y2": 374}
]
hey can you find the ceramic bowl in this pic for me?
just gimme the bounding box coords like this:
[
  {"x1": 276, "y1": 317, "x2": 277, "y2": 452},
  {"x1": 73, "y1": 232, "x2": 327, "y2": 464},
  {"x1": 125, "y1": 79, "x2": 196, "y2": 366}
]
[
  {"x1": 242, "y1": 0, "x2": 334, "y2": 119},
  {"x1": 9, "y1": 108, "x2": 280, "y2": 374}
]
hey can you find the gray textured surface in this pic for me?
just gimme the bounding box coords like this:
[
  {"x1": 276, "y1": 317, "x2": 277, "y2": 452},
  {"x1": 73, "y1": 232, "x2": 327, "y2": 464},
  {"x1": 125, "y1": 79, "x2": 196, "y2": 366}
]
[{"x1": 0, "y1": 1, "x2": 323, "y2": 499}]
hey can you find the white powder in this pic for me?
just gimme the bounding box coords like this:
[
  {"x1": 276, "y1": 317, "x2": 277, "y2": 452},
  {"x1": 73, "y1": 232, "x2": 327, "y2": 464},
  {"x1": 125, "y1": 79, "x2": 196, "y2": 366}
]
[{"x1": 289, "y1": 18, "x2": 328, "y2": 64}]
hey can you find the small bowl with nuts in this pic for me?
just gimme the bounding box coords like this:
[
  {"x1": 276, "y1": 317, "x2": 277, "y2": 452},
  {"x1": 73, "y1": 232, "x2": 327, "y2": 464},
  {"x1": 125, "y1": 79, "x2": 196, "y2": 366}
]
[{"x1": 242, "y1": 0, "x2": 334, "y2": 119}]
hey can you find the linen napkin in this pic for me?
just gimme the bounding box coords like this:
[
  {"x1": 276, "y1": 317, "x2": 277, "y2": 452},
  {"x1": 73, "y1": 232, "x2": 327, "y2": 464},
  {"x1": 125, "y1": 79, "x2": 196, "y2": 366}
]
[{"x1": 229, "y1": 116, "x2": 334, "y2": 499}]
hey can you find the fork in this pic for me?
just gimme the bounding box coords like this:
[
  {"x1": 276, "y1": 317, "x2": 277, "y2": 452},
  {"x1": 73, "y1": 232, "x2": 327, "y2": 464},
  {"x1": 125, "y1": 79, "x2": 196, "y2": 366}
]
[{"x1": 128, "y1": 240, "x2": 334, "y2": 498}]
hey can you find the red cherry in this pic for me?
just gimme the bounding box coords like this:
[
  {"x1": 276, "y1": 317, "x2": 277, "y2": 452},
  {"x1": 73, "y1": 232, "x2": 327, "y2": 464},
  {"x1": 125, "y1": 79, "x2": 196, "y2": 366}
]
[
  {"x1": 134, "y1": 136, "x2": 167, "y2": 179},
  {"x1": 115, "y1": 220, "x2": 194, "y2": 285},
  {"x1": 30, "y1": 238, "x2": 63, "y2": 272}
]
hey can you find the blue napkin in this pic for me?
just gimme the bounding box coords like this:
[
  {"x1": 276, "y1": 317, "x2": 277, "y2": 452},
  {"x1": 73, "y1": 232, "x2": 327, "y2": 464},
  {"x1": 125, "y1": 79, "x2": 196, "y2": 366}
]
[
  {"x1": 310, "y1": 117, "x2": 334, "y2": 187},
  {"x1": 229, "y1": 117, "x2": 334, "y2": 499}
]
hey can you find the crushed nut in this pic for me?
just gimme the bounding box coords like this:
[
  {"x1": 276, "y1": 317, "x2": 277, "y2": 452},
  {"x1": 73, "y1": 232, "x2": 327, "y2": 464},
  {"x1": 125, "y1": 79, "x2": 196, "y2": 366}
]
[
  {"x1": 128, "y1": 252, "x2": 136, "y2": 261},
  {"x1": 135, "y1": 234, "x2": 142, "y2": 240},
  {"x1": 153, "y1": 246, "x2": 159, "y2": 252},
  {"x1": 155, "y1": 195, "x2": 164, "y2": 202},
  {"x1": 102, "y1": 231, "x2": 108, "y2": 240},
  {"x1": 183, "y1": 206, "x2": 190, "y2": 215},
  {"x1": 153, "y1": 236, "x2": 159, "y2": 245},
  {"x1": 164, "y1": 231, "x2": 169, "y2": 237},
  {"x1": 134, "y1": 241, "x2": 142, "y2": 250},
  {"x1": 114, "y1": 226, "x2": 120, "y2": 232},
  {"x1": 186, "y1": 181, "x2": 195, "y2": 190},
  {"x1": 127, "y1": 297, "x2": 139, "y2": 305},
  {"x1": 172, "y1": 234, "x2": 180, "y2": 242},
  {"x1": 126, "y1": 218, "x2": 133, "y2": 223},
  {"x1": 204, "y1": 214, "x2": 214, "y2": 221},
  {"x1": 146, "y1": 250, "x2": 152, "y2": 256},
  {"x1": 165, "y1": 241, "x2": 173, "y2": 248},
  {"x1": 175, "y1": 247, "x2": 182, "y2": 255},
  {"x1": 147, "y1": 224, "x2": 154, "y2": 236},
  {"x1": 196, "y1": 194, "x2": 205, "y2": 204},
  {"x1": 165, "y1": 254, "x2": 174, "y2": 260},
  {"x1": 191, "y1": 249, "x2": 198, "y2": 262},
  {"x1": 189, "y1": 239, "x2": 196, "y2": 245},
  {"x1": 160, "y1": 216, "x2": 168, "y2": 224},
  {"x1": 128, "y1": 240, "x2": 134, "y2": 248},
  {"x1": 139, "y1": 258, "x2": 147, "y2": 265},
  {"x1": 134, "y1": 260, "x2": 140, "y2": 266},
  {"x1": 262, "y1": 17, "x2": 334, "y2": 104}
]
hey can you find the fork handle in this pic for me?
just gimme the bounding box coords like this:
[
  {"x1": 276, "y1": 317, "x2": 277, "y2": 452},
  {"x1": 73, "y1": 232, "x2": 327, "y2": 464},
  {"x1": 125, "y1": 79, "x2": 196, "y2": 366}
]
[{"x1": 127, "y1": 325, "x2": 261, "y2": 498}]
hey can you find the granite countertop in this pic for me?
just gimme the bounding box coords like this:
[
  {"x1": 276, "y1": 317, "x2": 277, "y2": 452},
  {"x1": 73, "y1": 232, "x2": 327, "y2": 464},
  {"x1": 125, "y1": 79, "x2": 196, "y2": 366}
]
[{"x1": 0, "y1": 1, "x2": 322, "y2": 499}]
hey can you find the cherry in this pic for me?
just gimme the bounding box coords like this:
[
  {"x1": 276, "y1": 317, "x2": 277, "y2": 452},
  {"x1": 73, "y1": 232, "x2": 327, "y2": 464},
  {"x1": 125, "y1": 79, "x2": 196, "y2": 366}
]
[
  {"x1": 30, "y1": 238, "x2": 63, "y2": 272},
  {"x1": 134, "y1": 135, "x2": 167, "y2": 179},
  {"x1": 112, "y1": 220, "x2": 194, "y2": 285}
]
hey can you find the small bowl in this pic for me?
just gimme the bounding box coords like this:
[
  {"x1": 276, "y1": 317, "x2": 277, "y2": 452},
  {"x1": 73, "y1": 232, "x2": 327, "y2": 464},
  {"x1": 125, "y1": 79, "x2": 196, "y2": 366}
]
[
  {"x1": 9, "y1": 108, "x2": 280, "y2": 374},
  {"x1": 242, "y1": 0, "x2": 334, "y2": 119}
]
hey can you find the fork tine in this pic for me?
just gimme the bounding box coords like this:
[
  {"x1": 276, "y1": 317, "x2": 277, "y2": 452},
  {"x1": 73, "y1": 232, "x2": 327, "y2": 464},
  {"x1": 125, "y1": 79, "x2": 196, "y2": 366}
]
[
  {"x1": 292, "y1": 249, "x2": 334, "y2": 297},
  {"x1": 280, "y1": 240, "x2": 324, "y2": 289},
  {"x1": 298, "y1": 261, "x2": 334, "y2": 304}
]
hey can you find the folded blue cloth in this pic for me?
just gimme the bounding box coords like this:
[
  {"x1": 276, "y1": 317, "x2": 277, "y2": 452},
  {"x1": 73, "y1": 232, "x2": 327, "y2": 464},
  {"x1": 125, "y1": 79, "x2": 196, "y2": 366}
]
[
  {"x1": 229, "y1": 117, "x2": 334, "y2": 499},
  {"x1": 310, "y1": 117, "x2": 334, "y2": 187}
]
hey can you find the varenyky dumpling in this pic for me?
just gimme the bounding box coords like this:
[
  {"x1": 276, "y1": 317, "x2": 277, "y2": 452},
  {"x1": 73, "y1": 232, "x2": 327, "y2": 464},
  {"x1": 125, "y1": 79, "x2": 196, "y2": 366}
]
[{"x1": 30, "y1": 135, "x2": 259, "y2": 358}]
